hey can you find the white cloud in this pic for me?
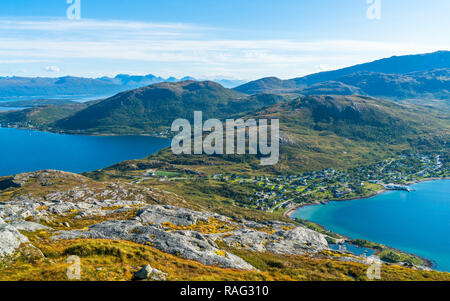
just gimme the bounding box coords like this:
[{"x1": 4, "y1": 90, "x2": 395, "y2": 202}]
[
  {"x1": 0, "y1": 17, "x2": 205, "y2": 32},
  {"x1": 317, "y1": 64, "x2": 332, "y2": 72},
  {"x1": 45, "y1": 65, "x2": 61, "y2": 72},
  {"x1": 0, "y1": 59, "x2": 43, "y2": 64},
  {"x1": 0, "y1": 17, "x2": 448, "y2": 78}
]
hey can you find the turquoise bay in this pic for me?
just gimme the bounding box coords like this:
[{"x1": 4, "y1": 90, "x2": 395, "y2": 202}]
[
  {"x1": 0, "y1": 127, "x2": 170, "y2": 177},
  {"x1": 292, "y1": 180, "x2": 450, "y2": 272}
]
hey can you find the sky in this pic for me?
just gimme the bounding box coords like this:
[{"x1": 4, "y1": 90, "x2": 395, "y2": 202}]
[{"x1": 0, "y1": 0, "x2": 449, "y2": 80}]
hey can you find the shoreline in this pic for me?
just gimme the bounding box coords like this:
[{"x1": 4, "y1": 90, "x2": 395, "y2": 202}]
[
  {"x1": 283, "y1": 177, "x2": 450, "y2": 218},
  {"x1": 284, "y1": 178, "x2": 449, "y2": 271},
  {"x1": 283, "y1": 188, "x2": 388, "y2": 218},
  {"x1": 0, "y1": 124, "x2": 170, "y2": 139}
]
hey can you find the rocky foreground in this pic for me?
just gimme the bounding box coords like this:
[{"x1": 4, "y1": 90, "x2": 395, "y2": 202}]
[{"x1": 0, "y1": 170, "x2": 447, "y2": 281}]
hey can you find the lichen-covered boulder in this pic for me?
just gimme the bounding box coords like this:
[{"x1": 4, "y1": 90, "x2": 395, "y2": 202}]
[
  {"x1": 222, "y1": 226, "x2": 328, "y2": 255},
  {"x1": 52, "y1": 220, "x2": 255, "y2": 271},
  {"x1": 136, "y1": 205, "x2": 227, "y2": 226},
  {"x1": 0, "y1": 224, "x2": 29, "y2": 257},
  {"x1": 10, "y1": 220, "x2": 51, "y2": 232},
  {"x1": 134, "y1": 265, "x2": 168, "y2": 281}
]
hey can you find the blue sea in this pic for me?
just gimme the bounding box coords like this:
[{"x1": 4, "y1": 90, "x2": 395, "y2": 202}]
[
  {"x1": 0, "y1": 107, "x2": 28, "y2": 112},
  {"x1": 0, "y1": 127, "x2": 170, "y2": 176},
  {"x1": 292, "y1": 180, "x2": 450, "y2": 272}
]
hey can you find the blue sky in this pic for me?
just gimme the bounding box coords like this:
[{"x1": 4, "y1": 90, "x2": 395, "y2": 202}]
[{"x1": 0, "y1": 0, "x2": 449, "y2": 80}]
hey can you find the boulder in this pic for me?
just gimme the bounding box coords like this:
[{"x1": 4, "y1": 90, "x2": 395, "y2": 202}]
[
  {"x1": 222, "y1": 226, "x2": 328, "y2": 255},
  {"x1": 136, "y1": 205, "x2": 226, "y2": 226},
  {"x1": 10, "y1": 220, "x2": 51, "y2": 232},
  {"x1": 134, "y1": 265, "x2": 168, "y2": 281},
  {"x1": 0, "y1": 224, "x2": 29, "y2": 257},
  {"x1": 52, "y1": 220, "x2": 255, "y2": 271}
]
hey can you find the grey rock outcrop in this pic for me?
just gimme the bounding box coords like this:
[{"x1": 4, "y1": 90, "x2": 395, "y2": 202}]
[
  {"x1": 10, "y1": 220, "x2": 51, "y2": 232},
  {"x1": 0, "y1": 193, "x2": 147, "y2": 222},
  {"x1": 136, "y1": 205, "x2": 228, "y2": 226},
  {"x1": 0, "y1": 223, "x2": 29, "y2": 257},
  {"x1": 52, "y1": 219, "x2": 255, "y2": 271},
  {"x1": 0, "y1": 171, "x2": 331, "y2": 270},
  {"x1": 52, "y1": 204, "x2": 329, "y2": 270},
  {"x1": 221, "y1": 226, "x2": 328, "y2": 255},
  {"x1": 134, "y1": 265, "x2": 168, "y2": 281}
]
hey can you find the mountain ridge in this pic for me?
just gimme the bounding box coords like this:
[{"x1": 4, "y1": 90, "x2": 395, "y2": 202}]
[
  {"x1": 234, "y1": 51, "x2": 450, "y2": 100},
  {"x1": 52, "y1": 80, "x2": 287, "y2": 134},
  {"x1": 0, "y1": 74, "x2": 247, "y2": 100}
]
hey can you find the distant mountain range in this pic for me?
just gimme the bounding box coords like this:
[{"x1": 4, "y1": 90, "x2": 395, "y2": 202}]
[
  {"x1": 234, "y1": 51, "x2": 450, "y2": 101},
  {"x1": 0, "y1": 74, "x2": 247, "y2": 100},
  {"x1": 300, "y1": 69, "x2": 450, "y2": 99},
  {"x1": 0, "y1": 99, "x2": 77, "y2": 107},
  {"x1": 1, "y1": 51, "x2": 448, "y2": 103},
  {"x1": 0, "y1": 51, "x2": 448, "y2": 138}
]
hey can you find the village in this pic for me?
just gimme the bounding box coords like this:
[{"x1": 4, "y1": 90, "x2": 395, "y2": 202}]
[{"x1": 207, "y1": 153, "x2": 448, "y2": 213}]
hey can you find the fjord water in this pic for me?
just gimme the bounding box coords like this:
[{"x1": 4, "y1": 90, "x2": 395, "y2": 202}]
[
  {"x1": 0, "y1": 127, "x2": 170, "y2": 176},
  {"x1": 292, "y1": 180, "x2": 450, "y2": 272},
  {"x1": 0, "y1": 107, "x2": 28, "y2": 112}
]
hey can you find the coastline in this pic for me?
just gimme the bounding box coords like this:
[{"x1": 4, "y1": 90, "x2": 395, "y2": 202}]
[
  {"x1": 283, "y1": 177, "x2": 450, "y2": 219},
  {"x1": 283, "y1": 188, "x2": 387, "y2": 218},
  {"x1": 0, "y1": 124, "x2": 170, "y2": 139},
  {"x1": 284, "y1": 178, "x2": 449, "y2": 271}
]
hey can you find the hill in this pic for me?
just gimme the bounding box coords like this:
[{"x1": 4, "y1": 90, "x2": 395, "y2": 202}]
[
  {"x1": 90, "y1": 94, "x2": 448, "y2": 175},
  {"x1": 53, "y1": 81, "x2": 288, "y2": 134},
  {"x1": 300, "y1": 81, "x2": 363, "y2": 96},
  {"x1": 232, "y1": 77, "x2": 298, "y2": 95},
  {"x1": 235, "y1": 51, "x2": 450, "y2": 101},
  {"x1": 0, "y1": 103, "x2": 90, "y2": 129},
  {"x1": 251, "y1": 95, "x2": 448, "y2": 171},
  {"x1": 167, "y1": 94, "x2": 445, "y2": 172},
  {"x1": 0, "y1": 97, "x2": 105, "y2": 130},
  {"x1": 333, "y1": 69, "x2": 450, "y2": 99},
  {"x1": 296, "y1": 50, "x2": 450, "y2": 87},
  {"x1": 297, "y1": 69, "x2": 450, "y2": 108}
]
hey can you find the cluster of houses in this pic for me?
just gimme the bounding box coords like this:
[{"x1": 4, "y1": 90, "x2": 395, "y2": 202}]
[{"x1": 209, "y1": 153, "x2": 447, "y2": 212}]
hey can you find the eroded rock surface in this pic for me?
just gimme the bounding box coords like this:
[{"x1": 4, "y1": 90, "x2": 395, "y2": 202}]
[
  {"x1": 9, "y1": 221, "x2": 50, "y2": 232},
  {"x1": 52, "y1": 219, "x2": 256, "y2": 270},
  {"x1": 0, "y1": 223, "x2": 29, "y2": 257},
  {"x1": 1, "y1": 171, "x2": 329, "y2": 271},
  {"x1": 221, "y1": 226, "x2": 328, "y2": 255},
  {"x1": 51, "y1": 204, "x2": 328, "y2": 270},
  {"x1": 136, "y1": 205, "x2": 229, "y2": 226}
]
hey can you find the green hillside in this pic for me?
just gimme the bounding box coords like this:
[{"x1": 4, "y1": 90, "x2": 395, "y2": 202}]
[
  {"x1": 90, "y1": 95, "x2": 449, "y2": 177},
  {"x1": 245, "y1": 95, "x2": 448, "y2": 172},
  {"x1": 54, "y1": 81, "x2": 288, "y2": 134},
  {"x1": 0, "y1": 103, "x2": 89, "y2": 129}
]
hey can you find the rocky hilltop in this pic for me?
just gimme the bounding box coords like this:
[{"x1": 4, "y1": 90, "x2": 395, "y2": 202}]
[
  {"x1": 0, "y1": 170, "x2": 326, "y2": 271},
  {"x1": 1, "y1": 170, "x2": 447, "y2": 281}
]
